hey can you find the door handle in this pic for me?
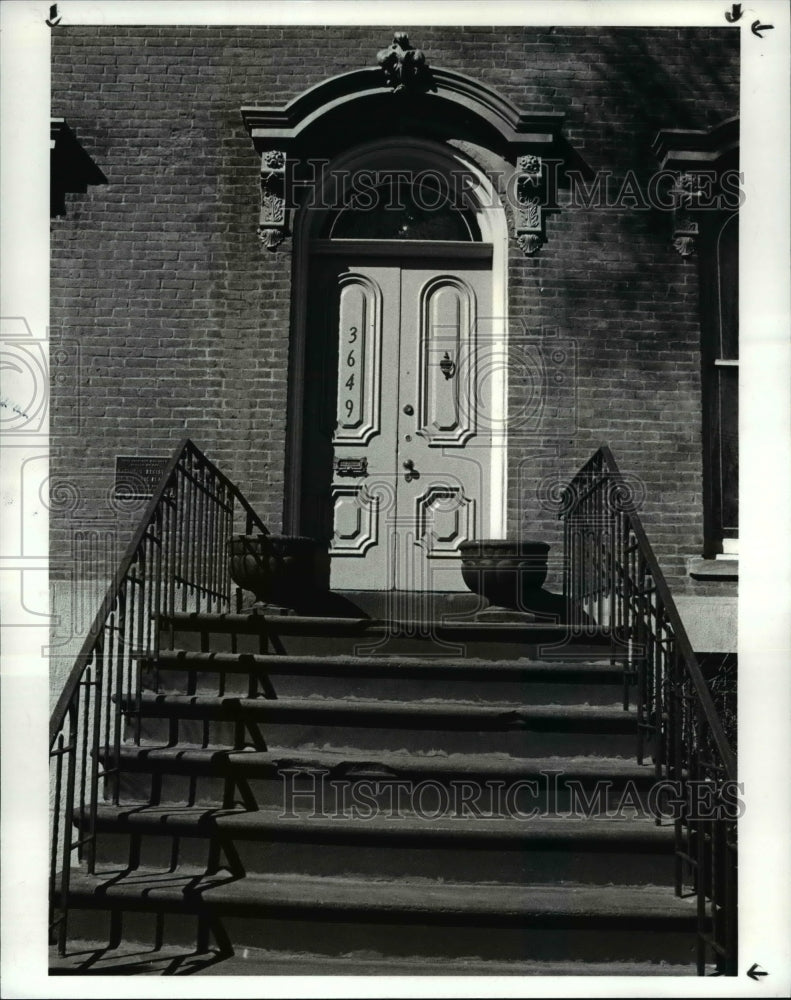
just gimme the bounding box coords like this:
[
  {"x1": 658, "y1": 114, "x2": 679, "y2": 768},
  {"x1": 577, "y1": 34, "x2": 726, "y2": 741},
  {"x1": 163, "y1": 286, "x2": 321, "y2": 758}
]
[
  {"x1": 439, "y1": 351, "x2": 456, "y2": 380},
  {"x1": 402, "y1": 459, "x2": 419, "y2": 482}
]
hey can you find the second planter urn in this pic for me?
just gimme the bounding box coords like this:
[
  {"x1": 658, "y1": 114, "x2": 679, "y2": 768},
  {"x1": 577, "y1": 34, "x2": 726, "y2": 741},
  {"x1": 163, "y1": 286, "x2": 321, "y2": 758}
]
[{"x1": 457, "y1": 539, "x2": 550, "y2": 611}]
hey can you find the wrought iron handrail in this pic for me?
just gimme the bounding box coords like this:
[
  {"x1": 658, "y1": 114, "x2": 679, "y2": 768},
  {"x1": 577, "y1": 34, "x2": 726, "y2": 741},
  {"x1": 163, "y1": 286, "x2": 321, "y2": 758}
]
[
  {"x1": 560, "y1": 445, "x2": 737, "y2": 975},
  {"x1": 49, "y1": 438, "x2": 268, "y2": 952}
]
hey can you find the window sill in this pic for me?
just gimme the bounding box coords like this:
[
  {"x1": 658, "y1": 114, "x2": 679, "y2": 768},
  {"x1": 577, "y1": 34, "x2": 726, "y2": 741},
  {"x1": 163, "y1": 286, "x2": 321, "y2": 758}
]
[{"x1": 687, "y1": 557, "x2": 738, "y2": 581}]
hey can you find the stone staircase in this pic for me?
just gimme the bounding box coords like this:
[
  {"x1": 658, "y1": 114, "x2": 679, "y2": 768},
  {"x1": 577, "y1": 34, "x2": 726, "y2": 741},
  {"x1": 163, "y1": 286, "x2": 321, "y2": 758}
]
[{"x1": 50, "y1": 609, "x2": 702, "y2": 975}]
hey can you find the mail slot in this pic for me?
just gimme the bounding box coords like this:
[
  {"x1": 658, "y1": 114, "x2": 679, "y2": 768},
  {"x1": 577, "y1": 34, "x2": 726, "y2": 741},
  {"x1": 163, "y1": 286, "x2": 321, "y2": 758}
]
[{"x1": 334, "y1": 457, "x2": 368, "y2": 478}]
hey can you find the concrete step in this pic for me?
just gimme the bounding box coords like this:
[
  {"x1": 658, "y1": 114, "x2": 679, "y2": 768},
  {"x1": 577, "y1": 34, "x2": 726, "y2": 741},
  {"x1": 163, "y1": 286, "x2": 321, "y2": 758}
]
[
  {"x1": 56, "y1": 868, "x2": 701, "y2": 964},
  {"x1": 158, "y1": 611, "x2": 615, "y2": 661},
  {"x1": 83, "y1": 803, "x2": 675, "y2": 885},
  {"x1": 121, "y1": 692, "x2": 638, "y2": 756},
  {"x1": 143, "y1": 649, "x2": 629, "y2": 705},
  {"x1": 49, "y1": 939, "x2": 697, "y2": 976},
  {"x1": 105, "y1": 744, "x2": 661, "y2": 814},
  {"x1": 56, "y1": 604, "x2": 697, "y2": 970}
]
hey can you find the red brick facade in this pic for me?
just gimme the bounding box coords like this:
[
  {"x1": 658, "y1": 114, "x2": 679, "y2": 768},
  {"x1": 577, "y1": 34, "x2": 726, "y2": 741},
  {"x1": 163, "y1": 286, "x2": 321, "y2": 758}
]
[{"x1": 50, "y1": 25, "x2": 739, "y2": 596}]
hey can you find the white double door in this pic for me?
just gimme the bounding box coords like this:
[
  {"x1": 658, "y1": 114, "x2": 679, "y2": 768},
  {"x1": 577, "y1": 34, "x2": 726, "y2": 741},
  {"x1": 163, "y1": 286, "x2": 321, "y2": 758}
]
[{"x1": 311, "y1": 248, "x2": 495, "y2": 591}]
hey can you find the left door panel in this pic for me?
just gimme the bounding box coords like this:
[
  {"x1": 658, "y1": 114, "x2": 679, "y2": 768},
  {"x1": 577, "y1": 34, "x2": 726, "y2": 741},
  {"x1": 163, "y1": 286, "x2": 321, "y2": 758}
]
[{"x1": 302, "y1": 258, "x2": 401, "y2": 590}]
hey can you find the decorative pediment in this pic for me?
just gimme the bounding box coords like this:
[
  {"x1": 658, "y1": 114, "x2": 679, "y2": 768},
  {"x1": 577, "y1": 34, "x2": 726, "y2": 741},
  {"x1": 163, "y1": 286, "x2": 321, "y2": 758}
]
[
  {"x1": 241, "y1": 68, "x2": 565, "y2": 153},
  {"x1": 652, "y1": 116, "x2": 739, "y2": 171},
  {"x1": 241, "y1": 38, "x2": 583, "y2": 254}
]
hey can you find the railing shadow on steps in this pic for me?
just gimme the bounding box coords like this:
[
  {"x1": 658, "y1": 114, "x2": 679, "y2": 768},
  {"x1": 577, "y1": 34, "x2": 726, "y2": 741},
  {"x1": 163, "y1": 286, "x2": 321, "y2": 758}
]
[
  {"x1": 559, "y1": 445, "x2": 737, "y2": 976},
  {"x1": 49, "y1": 438, "x2": 268, "y2": 955},
  {"x1": 50, "y1": 437, "x2": 737, "y2": 974}
]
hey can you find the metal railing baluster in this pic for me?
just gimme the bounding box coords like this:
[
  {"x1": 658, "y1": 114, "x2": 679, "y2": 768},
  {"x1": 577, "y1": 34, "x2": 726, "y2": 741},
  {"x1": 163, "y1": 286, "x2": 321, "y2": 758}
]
[
  {"x1": 49, "y1": 439, "x2": 269, "y2": 950},
  {"x1": 559, "y1": 446, "x2": 737, "y2": 976}
]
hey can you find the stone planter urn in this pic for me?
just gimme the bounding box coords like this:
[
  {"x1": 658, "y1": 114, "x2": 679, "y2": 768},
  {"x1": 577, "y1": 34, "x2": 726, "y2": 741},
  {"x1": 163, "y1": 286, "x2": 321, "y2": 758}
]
[
  {"x1": 229, "y1": 534, "x2": 319, "y2": 611},
  {"x1": 458, "y1": 539, "x2": 550, "y2": 612}
]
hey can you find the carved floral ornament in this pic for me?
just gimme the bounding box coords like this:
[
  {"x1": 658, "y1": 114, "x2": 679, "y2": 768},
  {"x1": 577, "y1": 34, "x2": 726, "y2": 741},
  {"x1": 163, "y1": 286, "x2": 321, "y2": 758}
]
[
  {"x1": 376, "y1": 33, "x2": 431, "y2": 93},
  {"x1": 257, "y1": 148, "x2": 287, "y2": 251},
  {"x1": 513, "y1": 154, "x2": 545, "y2": 256},
  {"x1": 262, "y1": 149, "x2": 285, "y2": 170},
  {"x1": 668, "y1": 172, "x2": 705, "y2": 258}
]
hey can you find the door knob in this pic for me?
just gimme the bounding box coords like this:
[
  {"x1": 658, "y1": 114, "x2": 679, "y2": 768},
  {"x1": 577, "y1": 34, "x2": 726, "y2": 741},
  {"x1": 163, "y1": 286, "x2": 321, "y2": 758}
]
[
  {"x1": 402, "y1": 459, "x2": 419, "y2": 482},
  {"x1": 403, "y1": 404, "x2": 414, "y2": 416}
]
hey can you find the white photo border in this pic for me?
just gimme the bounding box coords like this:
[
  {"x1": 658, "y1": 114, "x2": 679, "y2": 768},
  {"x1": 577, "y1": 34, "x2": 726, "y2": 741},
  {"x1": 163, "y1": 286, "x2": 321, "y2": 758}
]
[{"x1": 1, "y1": 1, "x2": 789, "y2": 997}]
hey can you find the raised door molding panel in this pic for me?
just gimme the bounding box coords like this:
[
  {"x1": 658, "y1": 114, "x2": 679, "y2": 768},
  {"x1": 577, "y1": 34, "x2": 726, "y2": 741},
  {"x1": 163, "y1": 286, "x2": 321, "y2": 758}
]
[
  {"x1": 414, "y1": 484, "x2": 475, "y2": 557},
  {"x1": 416, "y1": 276, "x2": 477, "y2": 447},
  {"x1": 332, "y1": 273, "x2": 383, "y2": 446},
  {"x1": 330, "y1": 484, "x2": 380, "y2": 555}
]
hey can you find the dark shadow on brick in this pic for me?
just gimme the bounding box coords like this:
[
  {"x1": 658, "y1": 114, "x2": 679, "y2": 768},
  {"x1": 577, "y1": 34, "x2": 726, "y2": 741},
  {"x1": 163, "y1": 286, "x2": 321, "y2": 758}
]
[{"x1": 51, "y1": 119, "x2": 108, "y2": 217}]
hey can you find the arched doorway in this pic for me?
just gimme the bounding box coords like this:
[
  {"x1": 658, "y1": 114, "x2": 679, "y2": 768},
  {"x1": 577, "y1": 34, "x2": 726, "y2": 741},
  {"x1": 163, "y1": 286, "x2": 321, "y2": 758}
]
[{"x1": 289, "y1": 138, "x2": 509, "y2": 591}]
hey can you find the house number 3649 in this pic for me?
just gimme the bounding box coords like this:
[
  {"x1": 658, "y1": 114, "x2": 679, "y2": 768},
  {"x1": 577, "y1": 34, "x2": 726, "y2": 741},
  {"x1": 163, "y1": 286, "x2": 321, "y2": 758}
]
[{"x1": 344, "y1": 326, "x2": 357, "y2": 417}]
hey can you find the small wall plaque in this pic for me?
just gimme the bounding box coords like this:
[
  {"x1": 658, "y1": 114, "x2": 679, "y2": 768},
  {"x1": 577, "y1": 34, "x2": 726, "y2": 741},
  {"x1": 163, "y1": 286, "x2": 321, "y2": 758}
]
[
  {"x1": 115, "y1": 456, "x2": 170, "y2": 499},
  {"x1": 334, "y1": 457, "x2": 368, "y2": 478}
]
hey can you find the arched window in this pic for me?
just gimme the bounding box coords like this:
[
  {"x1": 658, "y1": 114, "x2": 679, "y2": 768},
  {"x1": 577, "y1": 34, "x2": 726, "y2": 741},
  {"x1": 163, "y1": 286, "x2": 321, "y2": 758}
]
[{"x1": 323, "y1": 176, "x2": 481, "y2": 241}]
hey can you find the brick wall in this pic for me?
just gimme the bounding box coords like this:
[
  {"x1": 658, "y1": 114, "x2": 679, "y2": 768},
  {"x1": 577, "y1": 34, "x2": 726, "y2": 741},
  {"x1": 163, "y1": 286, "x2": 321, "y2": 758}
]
[{"x1": 50, "y1": 25, "x2": 739, "y2": 594}]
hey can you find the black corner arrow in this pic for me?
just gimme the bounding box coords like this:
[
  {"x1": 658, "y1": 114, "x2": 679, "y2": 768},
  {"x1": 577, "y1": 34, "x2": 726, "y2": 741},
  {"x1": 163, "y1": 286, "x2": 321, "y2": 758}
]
[
  {"x1": 725, "y1": 3, "x2": 743, "y2": 22},
  {"x1": 747, "y1": 962, "x2": 769, "y2": 981},
  {"x1": 45, "y1": 4, "x2": 62, "y2": 27},
  {"x1": 751, "y1": 20, "x2": 774, "y2": 38}
]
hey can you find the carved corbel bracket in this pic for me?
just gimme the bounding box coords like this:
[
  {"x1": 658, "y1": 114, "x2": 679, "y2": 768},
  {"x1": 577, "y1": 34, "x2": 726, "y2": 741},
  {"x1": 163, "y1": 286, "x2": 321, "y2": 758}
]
[
  {"x1": 670, "y1": 172, "x2": 703, "y2": 257},
  {"x1": 652, "y1": 117, "x2": 739, "y2": 259},
  {"x1": 514, "y1": 153, "x2": 545, "y2": 256},
  {"x1": 257, "y1": 149, "x2": 288, "y2": 252}
]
